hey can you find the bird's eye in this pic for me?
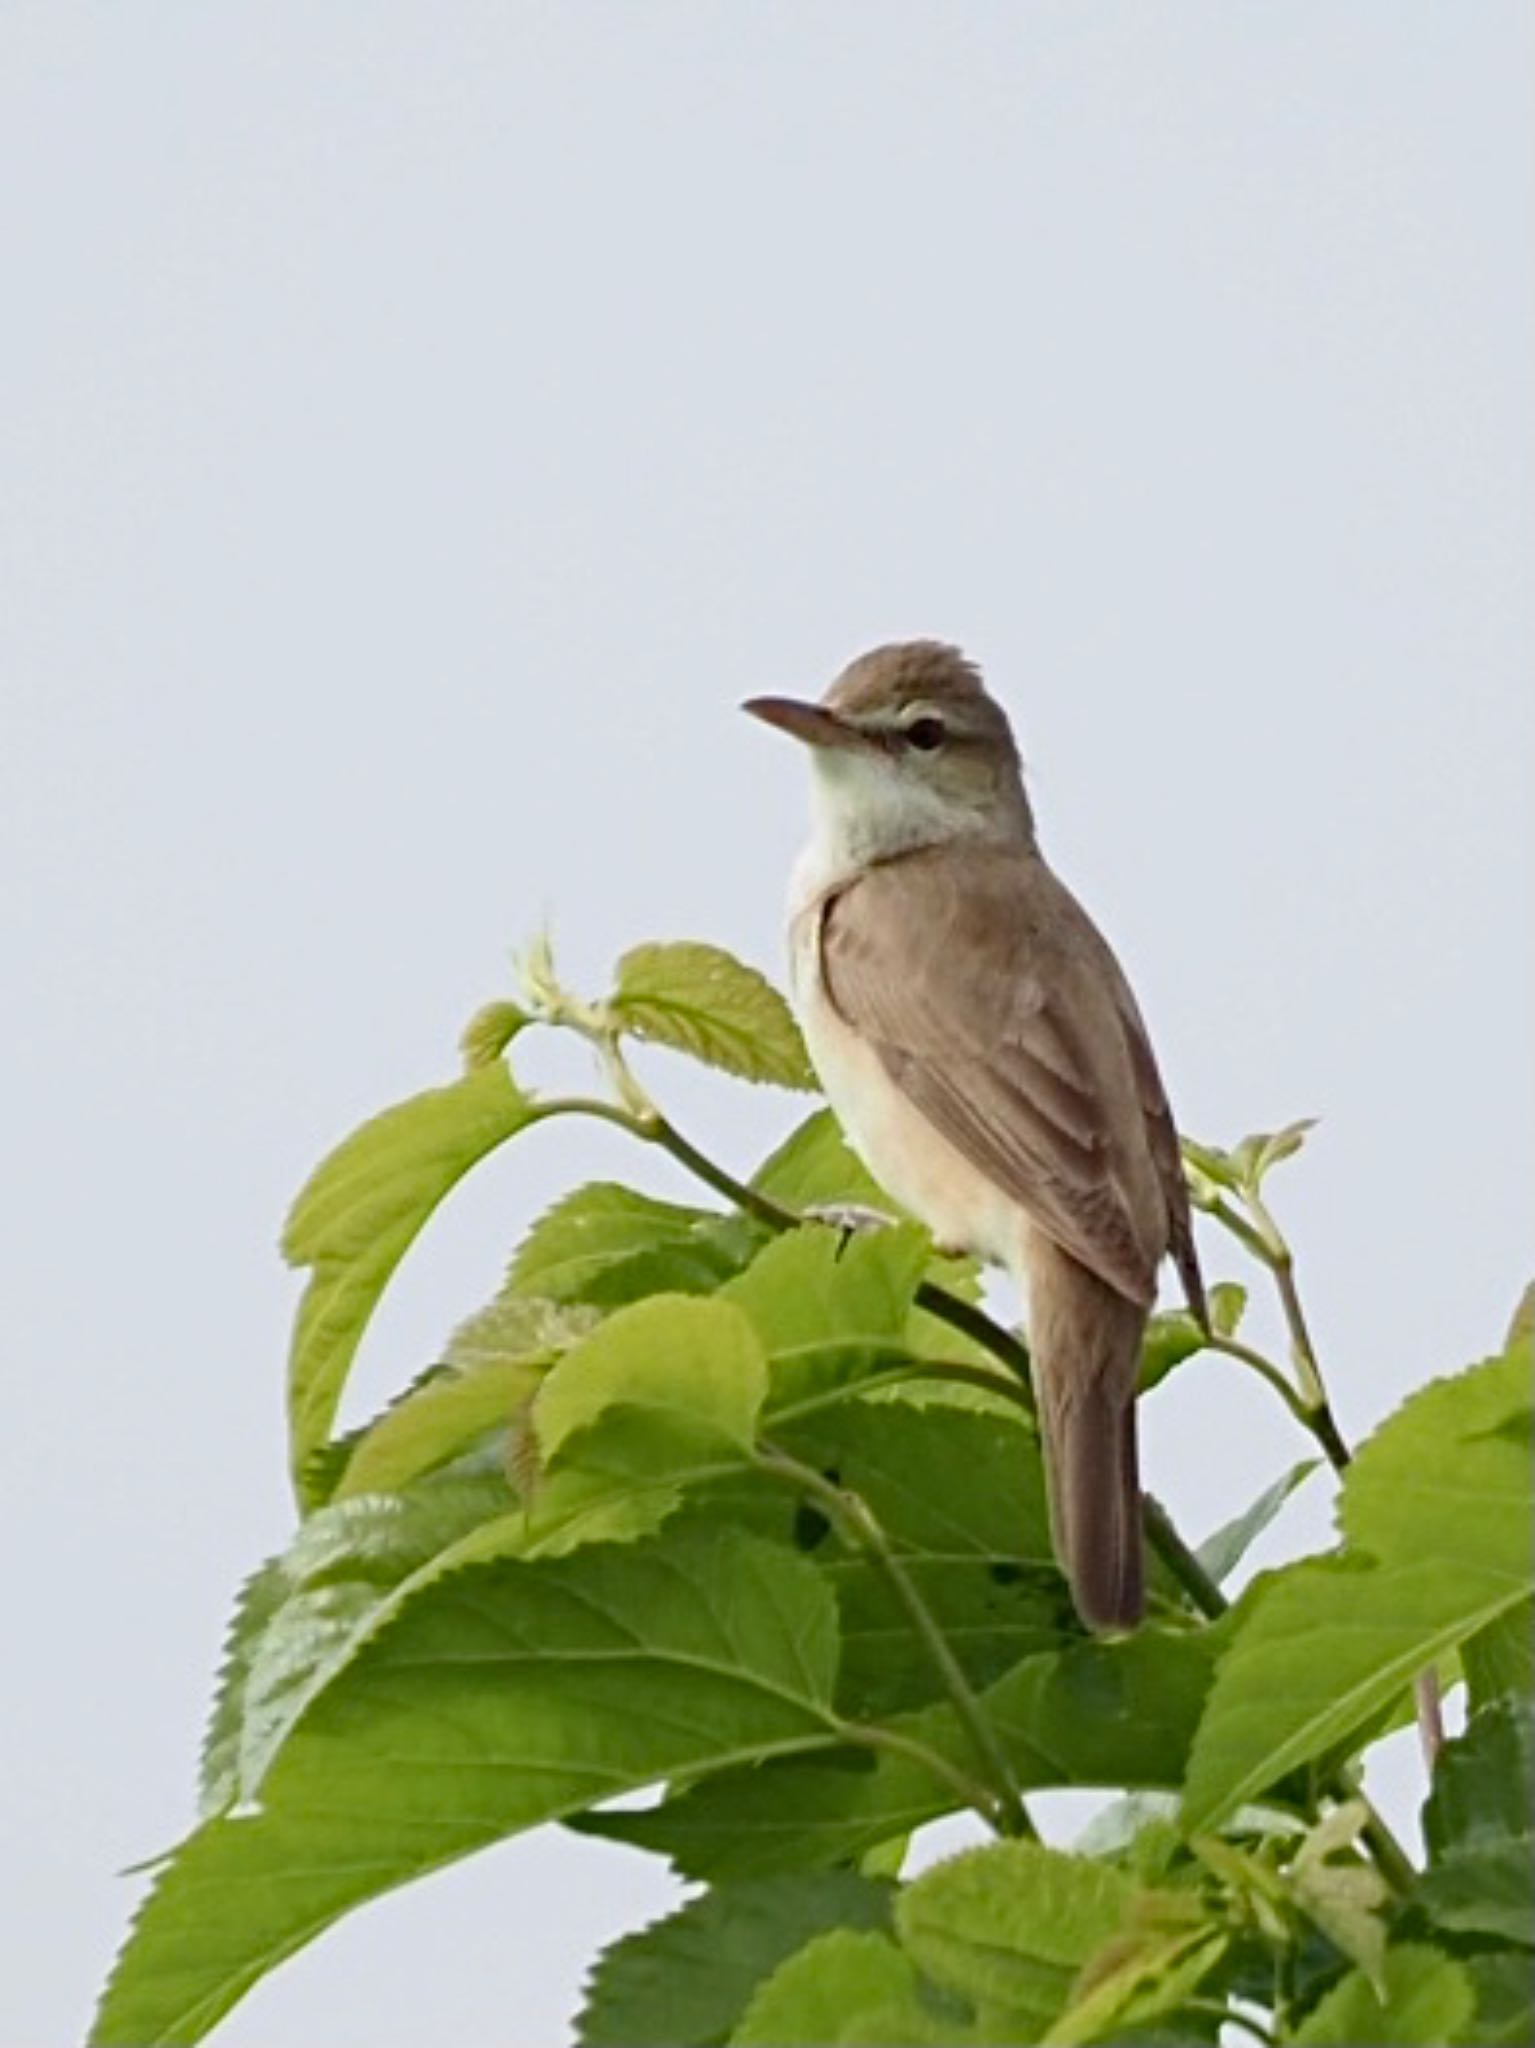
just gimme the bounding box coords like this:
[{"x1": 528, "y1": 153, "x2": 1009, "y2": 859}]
[{"x1": 904, "y1": 716, "x2": 946, "y2": 752}]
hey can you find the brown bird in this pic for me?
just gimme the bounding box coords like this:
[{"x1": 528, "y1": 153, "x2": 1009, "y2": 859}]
[{"x1": 745, "y1": 642, "x2": 1204, "y2": 1630}]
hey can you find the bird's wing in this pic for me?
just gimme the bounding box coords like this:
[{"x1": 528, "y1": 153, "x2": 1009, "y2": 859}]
[
  {"x1": 1108, "y1": 970, "x2": 1207, "y2": 1324},
  {"x1": 817, "y1": 843, "x2": 1168, "y2": 1305}
]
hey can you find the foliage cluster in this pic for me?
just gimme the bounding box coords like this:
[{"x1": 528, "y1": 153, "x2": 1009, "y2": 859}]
[{"x1": 93, "y1": 942, "x2": 1534, "y2": 2046}]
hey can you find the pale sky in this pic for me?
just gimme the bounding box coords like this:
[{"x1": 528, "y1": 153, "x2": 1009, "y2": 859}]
[{"x1": 4, "y1": 5, "x2": 1531, "y2": 2044}]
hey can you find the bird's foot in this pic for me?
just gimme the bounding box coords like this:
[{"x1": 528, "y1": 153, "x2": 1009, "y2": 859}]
[{"x1": 801, "y1": 1201, "x2": 900, "y2": 1254}]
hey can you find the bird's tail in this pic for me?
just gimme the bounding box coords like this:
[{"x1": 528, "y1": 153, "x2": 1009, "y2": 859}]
[{"x1": 1022, "y1": 1238, "x2": 1146, "y2": 1632}]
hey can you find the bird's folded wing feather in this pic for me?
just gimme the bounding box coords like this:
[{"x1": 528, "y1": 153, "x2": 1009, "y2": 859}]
[{"x1": 817, "y1": 844, "x2": 1167, "y2": 1306}]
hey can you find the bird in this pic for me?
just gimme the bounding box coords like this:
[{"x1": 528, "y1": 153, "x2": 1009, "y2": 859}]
[{"x1": 744, "y1": 641, "x2": 1204, "y2": 1631}]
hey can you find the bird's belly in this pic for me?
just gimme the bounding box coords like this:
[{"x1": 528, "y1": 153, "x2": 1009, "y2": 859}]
[{"x1": 790, "y1": 915, "x2": 1023, "y2": 1271}]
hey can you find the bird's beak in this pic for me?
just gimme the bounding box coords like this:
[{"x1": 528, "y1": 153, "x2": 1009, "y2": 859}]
[{"x1": 741, "y1": 696, "x2": 869, "y2": 751}]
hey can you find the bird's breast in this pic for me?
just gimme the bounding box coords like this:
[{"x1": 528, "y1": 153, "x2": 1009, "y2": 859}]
[{"x1": 786, "y1": 882, "x2": 1024, "y2": 1272}]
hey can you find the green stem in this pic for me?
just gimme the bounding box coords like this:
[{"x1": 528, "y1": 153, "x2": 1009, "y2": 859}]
[
  {"x1": 914, "y1": 1279, "x2": 1034, "y2": 1386},
  {"x1": 756, "y1": 1441, "x2": 1035, "y2": 1841},
  {"x1": 1208, "y1": 1333, "x2": 1319, "y2": 1435},
  {"x1": 1141, "y1": 1495, "x2": 1227, "y2": 1623},
  {"x1": 517, "y1": 1093, "x2": 655, "y2": 1140},
  {"x1": 1250, "y1": 1192, "x2": 1329, "y2": 1416},
  {"x1": 1298, "y1": 1395, "x2": 1353, "y2": 1476},
  {"x1": 1205, "y1": 1189, "x2": 1347, "y2": 1468},
  {"x1": 1203, "y1": 1194, "x2": 1273, "y2": 1268},
  {"x1": 1368, "y1": 1817, "x2": 1421, "y2": 1898},
  {"x1": 649, "y1": 1113, "x2": 798, "y2": 1232}
]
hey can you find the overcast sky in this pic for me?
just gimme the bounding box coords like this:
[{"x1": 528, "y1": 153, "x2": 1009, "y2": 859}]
[{"x1": 4, "y1": 5, "x2": 1531, "y2": 2044}]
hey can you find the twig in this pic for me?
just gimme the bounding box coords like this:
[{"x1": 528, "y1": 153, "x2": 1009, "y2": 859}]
[{"x1": 1414, "y1": 1669, "x2": 1447, "y2": 1771}]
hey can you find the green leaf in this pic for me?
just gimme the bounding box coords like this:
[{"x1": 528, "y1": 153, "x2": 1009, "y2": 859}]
[
  {"x1": 985, "y1": 1625, "x2": 1223, "y2": 1802},
  {"x1": 1179, "y1": 1138, "x2": 1242, "y2": 1205},
  {"x1": 197, "y1": 1561, "x2": 290, "y2": 1814},
  {"x1": 1045, "y1": 1914, "x2": 1227, "y2": 2046},
  {"x1": 341, "y1": 1371, "x2": 537, "y2": 1504},
  {"x1": 570, "y1": 1726, "x2": 958, "y2": 1881},
  {"x1": 335, "y1": 1296, "x2": 594, "y2": 1501},
  {"x1": 785, "y1": 1398, "x2": 1050, "y2": 1568},
  {"x1": 730, "y1": 1930, "x2": 940, "y2": 2048},
  {"x1": 895, "y1": 1841, "x2": 1137, "y2": 2039},
  {"x1": 721, "y1": 1224, "x2": 931, "y2": 1411},
  {"x1": 1285, "y1": 1799, "x2": 1391, "y2": 1993},
  {"x1": 1418, "y1": 1696, "x2": 1535, "y2": 1948},
  {"x1": 458, "y1": 998, "x2": 532, "y2": 1070},
  {"x1": 1183, "y1": 1346, "x2": 1534, "y2": 1831},
  {"x1": 1339, "y1": 1342, "x2": 1533, "y2": 1564},
  {"x1": 536, "y1": 1294, "x2": 767, "y2": 1469},
  {"x1": 282, "y1": 1065, "x2": 537, "y2": 1500},
  {"x1": 752, "y1": 1110, "x2": 890, "y2": 1213},
  {"x1": 91, "y1": 1524, "x2": 844, "y2": 2047},
  {"x1": 1135, "y1": 1313, "x2": 1206, "y2": 1395},
  {"x1": 575, "y1": 1873, "x2": 893, "y2": 2048},
  {"x1": 1461, "y1": 1952, "x2": 1535, "y2": 2045},
  {"x1": 781, "y1": 1397, "x2": 1066, "y2": 1714},
  {"x1": 1079, "y1": 1793, "x2": 1302, "y2": 1864},
  {"x1": 444, "y1": 1291, "x2": 598, "y2": 1377},
  {"x1": 1138, "y1": 1283, "x2": 1246, "y2": 1392},
  {"x1": 1074, "y1": 1793, "x2": 1183, "y2": 1861},
  {"x1": 1194, "y1": 1459, "x2": 1319, "y2": 1585},
  {"x1": 508, "y1": 1182, "x2": 748, "y2": 1308},
  {"x1": 1462, "y1": 1597, "x2": 1534, "y2": 1712},
  {"x1": 748, "y1": 1111, "x2": 983, "y2": 1304},
  {"x1": 1292, "y1": 1943, "x2": 1474, "y2": 2045},
  {"x1": 221, "y1": 1474, "x2": 512, "y2": 1805},
  {"x1": 497, "y1": 1296, "x2": 787, "y2": 1561},
  {"x1": 610, "y1": 942, "x2": 817, "y2": 1089},
  {"x1": 576, "y1": 1626, "x2": 1219, "y2": 1880},
  {"x1": 1505, "y1": 1282, "x2": 1535, "y2": 1348},
  {"x1": 826, "y1": 1553, "x2": 1067, "y2": 1720},
  {"x1": 1230, "y1": 1117, "x2": 1316, "y2": 1188},
  {"x1": 723, "y1": 1222, "x2": 928, "y2": 1353}
]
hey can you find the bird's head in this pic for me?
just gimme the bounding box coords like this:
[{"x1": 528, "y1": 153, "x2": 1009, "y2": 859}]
[{"x1": 744, "y1": 641, "x2": 1034, "y2": 867}]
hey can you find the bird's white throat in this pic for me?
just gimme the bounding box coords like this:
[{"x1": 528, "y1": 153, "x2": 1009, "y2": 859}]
[
  {"x1": 799, "y1": 744, "x2": 1017, "y2": 889},
  {"x1": 806, "y1": 748, "x2": 957, "y2": 878}
]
